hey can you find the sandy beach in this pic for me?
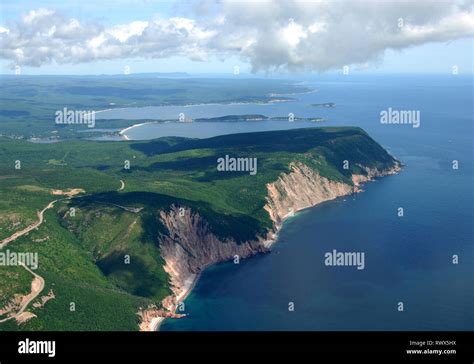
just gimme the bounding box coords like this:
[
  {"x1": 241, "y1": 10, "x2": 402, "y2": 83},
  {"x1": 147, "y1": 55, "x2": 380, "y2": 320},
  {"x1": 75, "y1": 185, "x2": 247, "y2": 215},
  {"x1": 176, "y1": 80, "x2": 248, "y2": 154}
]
[
  {"x1": 154, "y1": 273, "x2": 199, "y2": 331},
  {"x1": 119, "y1": 121, "x2": 160, "y2": 140}
]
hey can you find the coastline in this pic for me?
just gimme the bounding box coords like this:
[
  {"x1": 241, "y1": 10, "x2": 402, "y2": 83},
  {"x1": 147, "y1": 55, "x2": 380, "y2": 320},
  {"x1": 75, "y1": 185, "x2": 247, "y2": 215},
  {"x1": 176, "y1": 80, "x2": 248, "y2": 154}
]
[
  {"x1": 153, "y1": 191, "x2": 335, "y2": 331},
  {"x1": 153, "y1": 162, "x2": 401, "y2": 331},
  {"x1": 117, "y1": 117, "x2": 322, "y2": 141},
  {"x1": 154, "y1": 222, "x2": 281, "y2": 331},
  {"x1": 93, "y1": 107, "x2": 129, "y2": 115},
  {"x1": 97, "y1": 84, "x2": 317, "y2": 142},
  {"x1": 119, "y1": 121, "x2": 159, "y2": 140},
  {"x1": 153, "y1": 273, "x2": 200, "y2": 331}
]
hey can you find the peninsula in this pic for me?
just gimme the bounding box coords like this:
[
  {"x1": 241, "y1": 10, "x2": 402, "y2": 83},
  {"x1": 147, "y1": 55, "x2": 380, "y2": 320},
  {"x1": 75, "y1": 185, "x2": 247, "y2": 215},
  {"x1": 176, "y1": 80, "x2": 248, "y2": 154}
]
[{"x1": 0, "y1": 127, "x2": 400, "y2": 331}]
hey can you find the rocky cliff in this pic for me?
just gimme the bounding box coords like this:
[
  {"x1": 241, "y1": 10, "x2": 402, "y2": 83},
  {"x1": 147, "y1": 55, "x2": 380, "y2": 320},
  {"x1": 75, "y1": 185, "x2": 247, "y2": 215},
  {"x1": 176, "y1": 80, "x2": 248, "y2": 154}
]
[
  {"x1": 264, "y1": 162, "x2": 353, "y2": 228},
  {"x1": 265, "y1": 161, "x2": 401, "y2": 227},
  {"x1": 138, "y1": 206, "x2": 270, "y2": 331},
  {"x1": 138, "y1": 159, "x2": 401, "y2": 331},
  {"x1": 159, "y1": 206, "x2": 269, "y2": 305}
]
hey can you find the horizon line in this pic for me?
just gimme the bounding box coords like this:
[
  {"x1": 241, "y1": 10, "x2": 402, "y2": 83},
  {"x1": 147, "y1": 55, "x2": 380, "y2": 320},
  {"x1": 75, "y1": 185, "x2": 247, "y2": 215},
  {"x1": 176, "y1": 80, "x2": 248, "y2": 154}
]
[{"x1": 1, "y1": 71, "x2": 473, "y2": 77}]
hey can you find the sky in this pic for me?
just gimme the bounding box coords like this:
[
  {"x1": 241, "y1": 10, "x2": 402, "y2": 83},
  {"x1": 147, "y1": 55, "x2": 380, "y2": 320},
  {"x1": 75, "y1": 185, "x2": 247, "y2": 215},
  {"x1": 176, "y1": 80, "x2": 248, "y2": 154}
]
[{"x1": 0, "y1": 0, "x2": 473, "y2": 75}]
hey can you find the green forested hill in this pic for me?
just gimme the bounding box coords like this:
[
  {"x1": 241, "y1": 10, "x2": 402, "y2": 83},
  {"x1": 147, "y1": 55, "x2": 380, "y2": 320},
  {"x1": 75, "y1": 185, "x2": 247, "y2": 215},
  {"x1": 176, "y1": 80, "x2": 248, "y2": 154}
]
[{"x1": 0, "y1": 127, "x2": 397, "y2": 330}]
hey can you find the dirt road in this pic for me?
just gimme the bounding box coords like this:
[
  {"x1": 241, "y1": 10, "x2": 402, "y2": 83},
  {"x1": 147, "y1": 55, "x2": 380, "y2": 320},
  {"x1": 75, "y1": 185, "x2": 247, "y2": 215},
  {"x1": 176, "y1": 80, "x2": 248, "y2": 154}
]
[
  {"x1": 0, "y1": 200, "x2": 58, "y2": 250},
  {"x1": 0, "y1": 264, "x2": 45, "y2": 324}
]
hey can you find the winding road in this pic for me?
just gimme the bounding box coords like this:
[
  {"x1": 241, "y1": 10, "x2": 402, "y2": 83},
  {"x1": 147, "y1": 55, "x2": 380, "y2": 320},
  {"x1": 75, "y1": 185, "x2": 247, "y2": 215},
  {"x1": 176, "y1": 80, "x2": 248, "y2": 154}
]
[
  {"x1": 0, "y1": 184, "x2": 123, "y2": 324},
  {"x1": 0, "y1": 200, "x2": 58, "y2": 250},
  {"x1": 0, "y1": 263, "x2": 45, "y2": 324},
  {"x1": 0, "y1": 199, "x2": 57, "y2": 323}
]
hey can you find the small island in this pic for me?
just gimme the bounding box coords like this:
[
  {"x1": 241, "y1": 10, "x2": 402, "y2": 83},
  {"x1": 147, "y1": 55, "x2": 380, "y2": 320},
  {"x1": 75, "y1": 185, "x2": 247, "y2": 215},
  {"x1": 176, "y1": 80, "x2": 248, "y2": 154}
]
[
  {"x1": 194, "y1": 114, "x2": 325, "y2": 123},
  {"x1": 311, "y1": 102, "x2": 336, "y2": 108}
]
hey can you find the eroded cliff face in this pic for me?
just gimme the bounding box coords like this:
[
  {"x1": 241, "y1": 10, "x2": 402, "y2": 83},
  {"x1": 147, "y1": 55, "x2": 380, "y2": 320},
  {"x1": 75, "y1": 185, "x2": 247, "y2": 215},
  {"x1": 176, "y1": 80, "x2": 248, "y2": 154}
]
[
  {"x1": 351, "y1": 163, "x2": 401, "y2": 191},
  {"x1": 138, "y1": 207, "x2": 269, "y2": 331},
  {"x1": 265, "y1": 161, "x2": 401, "y2": 227},
  {"x1": 159, "y1": 207, "x2": 268, "y2": 303},
  {"x1": 138, "y1": 159, "x2": 400, "y2": 330},
  {"x1": 264, "y1": 162, "x2": 353, "y2": 227}
]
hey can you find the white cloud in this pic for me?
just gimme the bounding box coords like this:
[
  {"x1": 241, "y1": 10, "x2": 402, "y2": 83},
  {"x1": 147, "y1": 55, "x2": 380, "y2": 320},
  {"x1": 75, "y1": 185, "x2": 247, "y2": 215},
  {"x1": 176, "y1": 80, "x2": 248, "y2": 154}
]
[
  {"x1": 107, "y1": 21, "x2": 149, "y2": 43},
  {"x1": 0, "y1": 0, "x2": 472, "y2": 71},
  {"x1": 281, "y1": 21, "x2": 307, "y2": 47},
  {"x1": 22, "y1": 8, "x2": 55, "y2": 25}
]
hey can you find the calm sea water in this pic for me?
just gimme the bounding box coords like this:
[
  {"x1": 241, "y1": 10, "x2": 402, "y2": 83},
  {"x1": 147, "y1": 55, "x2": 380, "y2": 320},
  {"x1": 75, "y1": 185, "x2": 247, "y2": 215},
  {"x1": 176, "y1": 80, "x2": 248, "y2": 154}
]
[{"x1": 107, "y1": 75, "x2": 474, "y2": 330}]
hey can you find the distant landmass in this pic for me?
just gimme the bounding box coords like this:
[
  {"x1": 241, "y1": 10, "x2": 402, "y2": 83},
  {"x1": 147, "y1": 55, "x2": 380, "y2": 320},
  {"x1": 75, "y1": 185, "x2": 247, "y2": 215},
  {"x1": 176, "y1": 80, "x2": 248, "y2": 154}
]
[{"x1": 0, "y1": 76, "x2": 311, "y2": 139}]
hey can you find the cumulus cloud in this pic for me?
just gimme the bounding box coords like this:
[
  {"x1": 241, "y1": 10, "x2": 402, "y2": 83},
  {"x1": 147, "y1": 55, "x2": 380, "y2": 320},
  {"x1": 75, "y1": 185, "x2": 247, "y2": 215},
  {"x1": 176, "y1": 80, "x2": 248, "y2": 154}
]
[{"x1": 0, "y1": 0, "x2": 473, "y2": 71}]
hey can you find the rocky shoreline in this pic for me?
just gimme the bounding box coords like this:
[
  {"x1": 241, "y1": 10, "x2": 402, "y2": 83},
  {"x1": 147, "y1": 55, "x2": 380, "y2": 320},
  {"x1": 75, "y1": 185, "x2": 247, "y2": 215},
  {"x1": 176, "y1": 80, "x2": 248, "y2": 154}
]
[{"x1": 138, "y1": 159, "x2": 401, "y2": 331}]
